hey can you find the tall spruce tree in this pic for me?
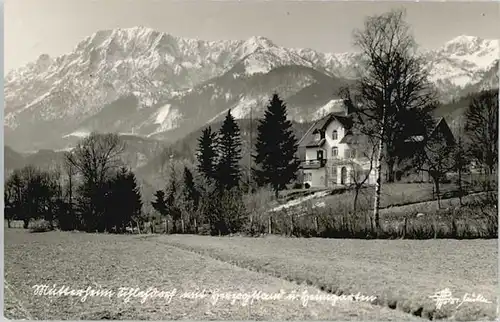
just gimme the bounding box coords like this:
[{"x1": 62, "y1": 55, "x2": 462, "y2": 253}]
[
  {"x1": 166, "y1": 163, "x2": 182, "y2": 232},
  {"x1": 151, "y1": 190, "x2": 168, "y2": 233},
  {"x1": 253, "y1": 94, "x2": 299, "y2": 197},
  {"x1": 182, "y1": 166, "x2": 200, "y2": 233},
  {"x1": 105, "y1": 167, "x2": 143, "y2": 233},
  {"x1": 216, "y1": 110, "x2": 242, "y2": 190},
  {"x1": 196, "y1": 126, "x2": 218, "y2": 181},
  {"x1": 182, "y1": 166, "x2": 200, "y2": 210}
]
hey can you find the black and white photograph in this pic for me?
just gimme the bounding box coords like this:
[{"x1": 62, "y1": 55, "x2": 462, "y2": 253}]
[{"x1": 3, "y1": 0, "x2": 499, "y2": 320}]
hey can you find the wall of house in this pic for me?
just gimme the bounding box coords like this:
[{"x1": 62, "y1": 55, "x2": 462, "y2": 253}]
[
  {"x1": 302, "y1": 115, "x2": 381, "y2": 188},
  {"x1": 303, "y1": 168, "x2": 326, "y2": 188},
  {"x1": 324, "y1": 119, "x2": 348, "y2": 159}
]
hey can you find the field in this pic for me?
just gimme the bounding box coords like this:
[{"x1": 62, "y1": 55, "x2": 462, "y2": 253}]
[
  {"x1": 4, "y1": 229, "x2": 423, "y2": 321},
  {"x1": 4, "y1": 229, "x2": 497, "y2": 320},
  {"x1": 164, "y1": 235, "x2": 498, "y2": 320}
]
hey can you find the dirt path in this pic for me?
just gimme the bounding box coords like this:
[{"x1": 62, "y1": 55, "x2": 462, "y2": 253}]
[{"x1": 380, "y1": 192, "x2": 490, "y2": 216}]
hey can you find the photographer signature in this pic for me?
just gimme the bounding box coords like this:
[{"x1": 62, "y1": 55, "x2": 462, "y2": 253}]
[{"x1": 429, "y1": 288, "x2": 492, "y2": 309}]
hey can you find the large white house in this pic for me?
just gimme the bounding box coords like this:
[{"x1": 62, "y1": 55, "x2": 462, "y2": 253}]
[
  {"x1": 298, "y1": 106, "x2": 377, "y2": 188},
  {"x1": 298, "y1": 105, "x2": 455, "y2": 188}
]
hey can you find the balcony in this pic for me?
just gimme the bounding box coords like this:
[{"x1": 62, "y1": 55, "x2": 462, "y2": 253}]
[{"x1": 300, "y1": 159, "x2": 327, "y2": 169}]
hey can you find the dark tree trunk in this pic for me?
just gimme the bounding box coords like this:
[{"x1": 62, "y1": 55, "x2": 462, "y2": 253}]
[
  {"x1": 172, "y1": 220, "x2": 177, "y2": 234},
  {"x1": 386, "y1": 160, "x2": 396, "y2": 183},
  {"x1": 353, "y1": 189, "x2": 360, "y2": 214},
  {"x1": 458, "y1": 167, "x2": 463, "y2": 206},
  {"x1": 433, "y1": 177, "x2": 441, "y2": 209}
]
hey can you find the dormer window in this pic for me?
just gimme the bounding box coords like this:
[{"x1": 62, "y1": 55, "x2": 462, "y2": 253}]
[
  {"x1": 332, "y1": 130, "x2": 338, "y2": 140},
  {"x1": 313, "y1": 129, "x2": 325, "y2": 142}
]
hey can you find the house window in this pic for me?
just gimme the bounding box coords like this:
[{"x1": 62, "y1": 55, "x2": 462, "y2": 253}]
[
  {"x1": 350, "y1": 149, "x2": 357, "y2": 158},
  {"x1": 317, "y1": 150, "x2": 324, "y2": 160},
  {"x1": 304, "y1": 173, "x2": 312, "y2": 181},
  {"x1": 331, "y1": 147, "x2": 338, "y2": 158},
  {"x1": 332, "y1": 130, "x2": 338, "y2": 140}
]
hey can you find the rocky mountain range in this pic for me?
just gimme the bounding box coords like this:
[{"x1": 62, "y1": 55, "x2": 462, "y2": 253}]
[{"x1": 5, "y1": 26, "x2": 499, "y2": 152}]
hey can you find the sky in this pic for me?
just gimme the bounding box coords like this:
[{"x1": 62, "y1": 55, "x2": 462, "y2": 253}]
[{"x1": 4, "y1": 0, "x2": 500, "y2": 73}]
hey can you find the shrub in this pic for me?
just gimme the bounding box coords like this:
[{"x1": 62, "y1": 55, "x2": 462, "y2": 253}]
[
  {"x1": 304, "y1": 183, "x2": 310, "y2": 189},
  {"x1": 242, "y1": 187, "x2": 276, "y2": 235},
  {"x1": 29, "y1": 219, "x2": 53, "y2": 233},
  {"x1": 260, "y1": 191, "x2": 498, "y2": 239}
]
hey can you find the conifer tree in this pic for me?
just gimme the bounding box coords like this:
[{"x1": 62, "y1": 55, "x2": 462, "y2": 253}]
[
  {"x1": 215, "y1": 110, "x2": 242, "y2": 190},
  {"x1": 253, "y1": 94, "x2": 299, "y2": 197},
  {"x1": 182, "y1": 166, "x2": 200, "y2": 210},
  {"x1": 151, "y1": 190, "x2": 168, "y2": 233},
  {"x1": 106, "y1": 167, "x2": 143, "y2": 232},
  {"x1": 182, "y1": 166, "x2": 200, "y2": 233},
  {"x1": 151, "y1": 190, "x2": 167, "y2": 216},
  {"x1": 166, "y1": 162, "x2": 182, "y2": 232},
  {"x1": 196, "y1": 126, "x2": 218, "y2": 181}
]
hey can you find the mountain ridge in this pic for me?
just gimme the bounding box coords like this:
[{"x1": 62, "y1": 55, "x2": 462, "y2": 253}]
[{"x1": 5, "y1": 27, "x2": 499, "y2": 152}]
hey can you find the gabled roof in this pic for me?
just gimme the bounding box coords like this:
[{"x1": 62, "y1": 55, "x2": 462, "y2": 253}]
[
  {"x1": 298, "y1": 113, "x2": 353, "y2": 148},
  {"x1": 404, "y1": 117, "x2": 455, "y2": 144}
]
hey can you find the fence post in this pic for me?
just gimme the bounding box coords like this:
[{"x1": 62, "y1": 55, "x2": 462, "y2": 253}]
[
  {"x1": 268, "y1": 215, "x2": 272, "y2": 235},
  {"x1": 181, "y1": 219, "x2": 185, "y2": 234},
  {"x1": 314, "y1": 216, "x2": 319, "y2": 233},
  {"x1": 452, "y1": 218, "x2": 457, "y2": 238},
  {"x1": 290, "y1": 215, "x2": 294, "y2": 237},
  {"x1": 403, "y1": 217, "x2": 407, "y2": 239}
]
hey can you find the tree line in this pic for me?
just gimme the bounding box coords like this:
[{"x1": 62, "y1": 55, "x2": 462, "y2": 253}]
[
  {"x1": 150, "y1": 95, "x2": 301, "y2": 235},
  {"x1": 5, "y1": 133, "x2": 143, "y2": 232}
]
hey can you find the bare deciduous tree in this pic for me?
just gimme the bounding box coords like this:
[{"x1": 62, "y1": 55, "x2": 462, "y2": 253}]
[
  {"x1": 65, "y1": 133, "x2": 125, "y2": 185},
  {"x1": 347, "y1": 136, "x2": 377, "y2": 215},
  {"x1": 464, "y1": 89, "x2": 498, "y2": 176},
  {"x1": 451, "y1": 116, "x2": 469, "y2": 206},
  {"x1": 414, "y1": 125, "x2": 456, "y2": 209},
  {"x1": 65, "y1": 132, "x2": 125, "y2": 231},
  {"x1": 341, "y1": 9, "x2": 435, "y2": 234}
]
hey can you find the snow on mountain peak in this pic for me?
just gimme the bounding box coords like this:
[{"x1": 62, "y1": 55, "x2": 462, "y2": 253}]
[
  {"x1": 4, "y1": 28, "x2": 499, "y2": 151},
  {"x1": 441, "y1": 35, "x2": 496, "y2": 56},
  {"x1": 426, "y1": 35, "x2": 498, "y2": 88},
  {"x1": 245, "y1": 36, "x2": 275, "y2": 48},
  {"x1": 446, "y1": 35, "x2": 482, "y2": 45}
]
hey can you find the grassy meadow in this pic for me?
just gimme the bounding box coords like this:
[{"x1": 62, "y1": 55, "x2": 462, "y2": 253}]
[
  {"x1": 4, "y1": 229, "x2": 497, "y2": 321},
  {"x1": 4, "y1": 229, "x2": 423, "y2": 321}
]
